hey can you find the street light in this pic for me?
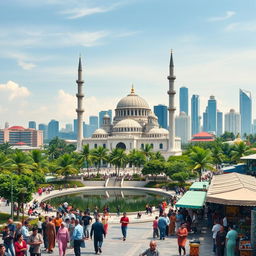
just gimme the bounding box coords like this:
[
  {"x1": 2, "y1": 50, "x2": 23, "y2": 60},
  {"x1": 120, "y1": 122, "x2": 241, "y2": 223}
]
[{"x1": 10, "y1": 176, "x2": 14, "y2": 220}]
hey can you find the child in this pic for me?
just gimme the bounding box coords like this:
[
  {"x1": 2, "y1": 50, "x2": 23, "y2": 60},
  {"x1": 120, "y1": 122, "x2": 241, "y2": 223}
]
[{"x1": 153, "y1": 216, "x2": 159, "y2": 238}]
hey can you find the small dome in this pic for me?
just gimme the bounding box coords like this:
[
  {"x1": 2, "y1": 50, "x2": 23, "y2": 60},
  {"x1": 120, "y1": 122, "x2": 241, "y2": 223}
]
[
  {"x1": 148, "y1": 127, "x2": 168, "y2": 135},
  {"x1": 103, "y1": 114, "x2": 110, "y2": 119},
  {"x1": 116, "y1": 90, "x2": 150, "y2": 109},
  {"x1": 114, "y1": 119, "x2": 142, "y2": 129},
  {"x1": 148, "y1": 112, "x2": 158, "y2": 119},
  {"x1": 180, "y1": 111, "x2": 186, "y2": 116},
  {"x1": 93, "y1": 128, "x2": 108, "y2": 135}
]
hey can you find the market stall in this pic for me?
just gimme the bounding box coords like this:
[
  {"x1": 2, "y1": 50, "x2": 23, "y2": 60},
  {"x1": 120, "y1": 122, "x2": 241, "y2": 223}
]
[
  {"x1": 176, "y1": 191, "x2": 206, "y2": 209},
  {"x1": 206, "y1": 173, "x2": 256, "y2": 256},
  {"x1": 189, "y1": 181, "x2": 209, "y2": 191}
]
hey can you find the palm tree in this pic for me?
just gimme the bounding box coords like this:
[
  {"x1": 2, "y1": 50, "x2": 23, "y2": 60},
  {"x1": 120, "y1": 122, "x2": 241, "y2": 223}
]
[
  {"x1": 231, "y1": 142, "x2": 250, "y2": 163},
  {"x1": 0, "y1": 152, "x2": 12, "y2": 172},
  {"x1": 142, "y1": 144, "x2": 153, "y2": 160},
  {"x1": 189, "y1": 146, "x2": 215, "y2": 181},
  {"x1": 150, "y1": 151, "x2": 165, "y2": 162},
  {"x1": 0, "y1": 142, "x2": 13, "y2": 155},
  {"x1": 128, "y1": 149, "x2": 146, "y2": 173},
  {"x1": 8, "y1": 151, "x2": 33, "y2": 175},
  {"x1": 55, "y1": 154, "x2": 78, "y2": 178},
  {"x1": 30, "y1": 150, "x2": 49, "y2": 173},
  {"x1": 79, "y1": 144, "x2": 92, "y2": 175},
  {"x1": 212, "y1": 146, "x2": 224, "y2": 169},
  {"x1": 91, "y1": 146, "x2": 109, "y2": 173},
  {"x1": 109, "y1": 148, "x2": 127, "y2": 176}
]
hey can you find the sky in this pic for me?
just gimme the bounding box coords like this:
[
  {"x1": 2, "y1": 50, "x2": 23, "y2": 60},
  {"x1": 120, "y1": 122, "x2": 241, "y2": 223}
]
[{"x1": 1, "y1": 0, "x2": 256, "y2": 128}]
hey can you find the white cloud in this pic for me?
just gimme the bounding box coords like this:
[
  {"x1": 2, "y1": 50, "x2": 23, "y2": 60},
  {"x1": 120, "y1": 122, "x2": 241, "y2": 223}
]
[
  {"x1": 225, "y1": 21, "x2": 256, "y2": 31},
  {"x1": 17, "y1": 60, "x2": 36, "y2": 70},
  {"x1": 208, "y1": 11, "x2": 236, "y2": 22},
  {"x1": 0, "y1": 81, "x2": 31, "y2": 101}
]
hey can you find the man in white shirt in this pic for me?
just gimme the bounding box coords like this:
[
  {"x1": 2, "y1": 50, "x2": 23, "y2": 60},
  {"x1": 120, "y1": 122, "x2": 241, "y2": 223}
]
[
  {"x1": 223, "y1": 216, "x2": 228, "y2": 231},
  {"x1": 212, "y1": 221, "x2": 221, "y2": 253}
]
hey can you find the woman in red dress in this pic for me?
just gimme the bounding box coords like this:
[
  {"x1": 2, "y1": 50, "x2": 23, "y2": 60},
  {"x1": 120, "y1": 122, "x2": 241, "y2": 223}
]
[
  {"x1": 14, "y1": 234, "x2": 27, "y2": 256},
  {"x1": 177, "y1": 223, "x2": 188, "y2": 256}
]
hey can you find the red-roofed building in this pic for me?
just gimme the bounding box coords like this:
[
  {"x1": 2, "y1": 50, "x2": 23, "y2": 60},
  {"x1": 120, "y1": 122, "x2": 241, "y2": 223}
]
[
  {"x1": 191, "y1": 132, "x2": 215, "y2": 142},
  {"x1": 0, "y1": 126, "x2": 43, "y2": 147}
]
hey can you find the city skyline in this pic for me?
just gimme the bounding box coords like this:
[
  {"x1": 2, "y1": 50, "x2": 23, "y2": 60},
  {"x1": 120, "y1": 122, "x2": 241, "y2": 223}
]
[{"x1": 1, "y1": 1, "x2": 256, "y2": 126}]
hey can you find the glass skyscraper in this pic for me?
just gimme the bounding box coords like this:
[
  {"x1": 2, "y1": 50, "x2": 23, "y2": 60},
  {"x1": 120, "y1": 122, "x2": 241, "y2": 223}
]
[
  {"x1": 217, "y1": 111, "x2": 223, "y2": 136},
  {"x1": 153, "y1": 105, "x2": 168, "y2": 129},
  {"x1": 38, "y1": 123, "x2": 48, "y2": 141},
  {"x1": 47, "y1": 119, "x2": 59, "y2": 140},
  {"x1": 28, "y1": 121, "x2": 36, "y2": 129},
  {"x1": 191, "y1": 95, "x2": 200, "y2": 135},
  {"x1": 240, "y1": 89, "x2": 252, "y2": 136},
  {"x1": 179, "y1": 87, "x2": 188, "y2": 115},
  {"x1": 207, "y1": 96, "x2": 217, "y2": 134},
  {"x1": 99, "y1": 110, "x2": 112, "y2": 127}
]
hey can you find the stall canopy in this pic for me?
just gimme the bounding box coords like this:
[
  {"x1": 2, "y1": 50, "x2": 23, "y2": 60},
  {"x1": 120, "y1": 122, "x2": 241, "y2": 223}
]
[
  {"x1": 206, "y1": 173, "x2": 256, "y2": 206},
  {"x1": 175, "y1": 191, "x2": 206, "y2": 209},
  {"x1": 189, "y1": 181, "x2": 209, "y2": 191}
]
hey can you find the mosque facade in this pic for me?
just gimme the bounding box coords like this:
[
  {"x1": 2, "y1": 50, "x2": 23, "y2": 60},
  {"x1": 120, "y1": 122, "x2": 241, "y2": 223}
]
[{"x1": 80, "y1": 53, "x2": 182, "y2": 157}]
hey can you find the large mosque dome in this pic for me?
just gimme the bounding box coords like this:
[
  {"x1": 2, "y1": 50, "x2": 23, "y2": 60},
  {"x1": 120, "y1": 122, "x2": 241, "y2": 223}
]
[{"x1": 116, "y1": 88, "x2": 150, "y2": 109}]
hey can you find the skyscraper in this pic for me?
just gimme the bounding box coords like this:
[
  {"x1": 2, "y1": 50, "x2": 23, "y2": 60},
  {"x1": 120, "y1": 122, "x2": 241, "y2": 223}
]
[
  {"x1": 203, "y1": 107, "x2": 208, "y2": 132},
  {"x1": 38, "y1": 123, "x2": 48, "y2": 141},
  {"x1": 99, "y1": 110, "x2": 112, "y2": 127},
  {"x1": 175, "y1": 112, "x2": 191, "y2": 144},
  {"x1": 207, "y1": 95, "x2": 217, "y2": 134},
  {"x1": 224, "y1": 109, "x2": 241, "y2": 135},
  {"x1": 28, "y1": 121, "x2": 36, "y2": 129},
  {"x1": 153, "y1": 105, "x2": 167, "y2": 129},
  {"x1": 90, "y1": 116, "x2": 99, "y2": 128},
  {"x1": 240, "y1": 89, "x2": 252, "y2": 136},
  {"x1": 179, "y1": 87, "x2": 188, "y2": 115},
  {"x1": 48, "y1": 120, "x2": 59, "y2": 140},
  {"x1": 191, "y1": 95, "x2": 200, "y2": 136},
  {"x1": 217, "y1": 111, "x2": 223, "y2": 136}
]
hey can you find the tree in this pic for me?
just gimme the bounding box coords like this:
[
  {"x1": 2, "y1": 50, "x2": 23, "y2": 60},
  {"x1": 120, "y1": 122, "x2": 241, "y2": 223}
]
[
  {"x1": 141, "y1": 160, "x2": 165, "y2": 180},
  {"x1": 220, "y1": 132, "x2": 235, "y2": 141},
  {"x1": 150, "y1": 151, "x2": 165, "y2": 162},
  {"x1": 231, "y1": 142, "x2": 250, "y2": 163},
  {"x1": 0, "y1": 142, "x2": 13, "y2": 155},
  {"x1": 109, "y1": 148, "x2": 127, "y2": 176},
  {"x1": 171, "y1": 172, "x2": 189, "y2": 184},
  {"x1": 30, "y1": 150, "x2": 49, "y2": 173},
  {"x1": 79, "y1": 144, "x2": 92, "y2": 175},
  {"x1": 55, "y1": 154, "x2": 78, "y2": 178},
  {"x1": 128, "y1": 150, "x2": 146, "y2": 173},
  {"x1": 189, "y1": 146, "x2": 215, "y2": 181},
  {"x1": 212, "y1": 146, "x2": 225, "y2": 169},
  {"x1": 91, "y1": 146, "x2": 109, "y2": 172},
  {"x1": 141, "y1": 144, "x2": 153, "y2": 160},
  {"x1": 8, "y1": 151, "x2": 33, "y2": 175}
]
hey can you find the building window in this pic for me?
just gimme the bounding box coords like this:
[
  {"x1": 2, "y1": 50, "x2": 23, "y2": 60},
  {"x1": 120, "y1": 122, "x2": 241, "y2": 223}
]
[
  {"x1": 103, "y1": 144, "x2": 106, "y2": 148},
  {"x1": 159, "y1": 143, "x2": 163, "y2": 149},
  {"x1": 94, "y1": 144, "x2": 97, "y2": 148},
  {"x1": 127, "y1": 110, "x2": 130, "y2": 115},
  {"x1": 141, "y1": 144, "x2": 144, "y2": 149},
  {"x1": 151, "y1": 143, "x2": 154, "y2": 149}
]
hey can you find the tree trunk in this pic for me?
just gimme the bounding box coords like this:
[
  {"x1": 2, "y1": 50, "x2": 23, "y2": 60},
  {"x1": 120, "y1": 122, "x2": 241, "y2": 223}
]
[{"x1": 199, "y1": 168, "x2": 202, "y2": 181}]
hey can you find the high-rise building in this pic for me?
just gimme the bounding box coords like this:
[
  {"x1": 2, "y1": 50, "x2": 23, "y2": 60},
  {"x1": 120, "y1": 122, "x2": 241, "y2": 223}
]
[
  {"x1": 179, "y1": 87, "x2": 188, "y2": 115},
  {"x1": 48, "y1": 120, "x2": 59, "y2": 140},
  {"x1": 224, "y1": 109, "x2": 241, "y2": 135},
  {"x1": 217, "y1": 111, "x2": 223, "y2": 136},
  {"x1": 38, "y1": 123, "x2": 48, "y2": 142},
  {"x1": 175, "y1": 112, "x2": 191, "y2": 144},
  {"x1": 253, "y1": 119, "x2": 256, "y2": 134},
  {"x1": 4, "y1": 122, "x2": 9, "y2": 129},
  {"x1": 203, "y1": 107, "x2": 208, "y2": 132},
  {"x1": 0, "y1": 126, "x2": 43, "y2": 147},
  {"x1": 153, "y1": 105, "x2": 168, "y2": 129},
  {"x1": 99, "y1": 110, "x2": 112, "y2": 127},
  {"x1": 207, "y1": 95, "x2": 217, "y2": 134},
  {"x1": 191, "y1": 95, "x2": 200, "y2": 136},
  {"x1": 240, "y1": 89, "x2": 252, "y2": 136},
  {"x1": 28, "y1": 121, "x2": 36, "y2": 129},
  {"x1": 90, "y1": 116, "x2": 99, "y2": 128}
]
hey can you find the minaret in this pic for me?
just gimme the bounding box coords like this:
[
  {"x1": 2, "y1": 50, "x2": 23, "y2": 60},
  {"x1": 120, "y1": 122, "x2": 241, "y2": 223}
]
[
  {"x1": 76, "y1": 57, "x2": 84, "y2": 151},
  {"x1": 167, "y1": 50, "x2": 176, "y2": 151}
]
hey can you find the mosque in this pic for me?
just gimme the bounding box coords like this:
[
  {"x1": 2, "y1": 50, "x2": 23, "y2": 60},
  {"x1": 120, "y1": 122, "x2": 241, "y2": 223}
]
[{"x1": 77, "y1": 53, "x2": 182, "y2": 157}]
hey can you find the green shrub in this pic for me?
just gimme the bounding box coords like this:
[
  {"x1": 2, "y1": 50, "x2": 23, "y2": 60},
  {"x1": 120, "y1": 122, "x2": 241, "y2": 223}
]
[{"x1": 37, "y1": 180, "x2": 84, "y2": 189}]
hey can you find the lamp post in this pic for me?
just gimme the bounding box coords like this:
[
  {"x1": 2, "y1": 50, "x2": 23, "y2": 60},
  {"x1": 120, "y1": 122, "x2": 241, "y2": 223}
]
[{"x1": 10, "y1": 176, "x2": 14, "y2": 220}]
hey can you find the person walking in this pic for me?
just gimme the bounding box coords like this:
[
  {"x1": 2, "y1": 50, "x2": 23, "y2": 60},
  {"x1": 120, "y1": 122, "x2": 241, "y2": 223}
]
[
  {"x1": 177, "y1": 223, "x2": 188, "y2": 256},
  {"x1": 139, "y1": 240, "x2": 160, "y2": 256},
  {"x1": 41, "y1": 217, "x2": 49, "y2": 251},
  {"x1": 90, "y1": 216, "x2": 106, "y2": 254},
  {"x1": 101, "y1": 212, "x2": 109, "y2": 235},
  {"x1": 212, "y1": 220, "x2": 221, "y2": 253},
  {"x1": 226, "y1": 226, "x2": 238, "y2": 256},
  {"x1": 2, "y1": 226, "x2": 15, "y2": 256},
  {"x1": 216, "y1": 225, "x2": 226, "y2": 256},
  {"x1": 82, "y1": 212, "x2": 92, "y2": 239},
  {"x1": 72, "y1": 220, "x2": 84, "y2": 256},
  {"x1": 21, "y1": 221, "x2": 30, "y2": 245},
  {"x1": 57, "y1": 223, "x2": 70, "y2": 256},
  {"x1": 53, "y1": 214, "x2": 63, "y2": 234},
  {"x1": 46, "y1": 217, "x2": 56, "y2": 254},
  {"x1": 169, "y1": 212, "x2": 176, "y2": 236},
  {"x1": 14, "y1": 234, "x2": 27, "y2": 256},
  {"x1": 27, "y1": 227, "x2": 43, "y2": 256},
  {"x1": 120, "y1": 212, "x2": 129, "y2": 241},
  {"x1": 157, "y1": 215, "x2": 168, "y2": 240},
  {"x1": 152, "y1": 217, "x2": 159, "y2": 239}
]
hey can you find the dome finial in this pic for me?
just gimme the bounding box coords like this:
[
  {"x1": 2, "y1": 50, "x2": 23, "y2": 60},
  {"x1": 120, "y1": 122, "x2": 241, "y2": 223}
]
[{"x1": 131, "y1": 84, "x2": 135, "y2": 94}]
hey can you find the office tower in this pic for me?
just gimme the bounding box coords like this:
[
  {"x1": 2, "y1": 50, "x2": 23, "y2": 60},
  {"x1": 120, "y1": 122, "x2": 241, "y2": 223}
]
[
  {"x1": 73, "y1": 119, "x2": 78, "y2": 135},
  {"x1": 203, "y1": 107, "x2": 208, "y2": 132},
  {"x1": 179, "y1": 87, "x2": 188, "y2": 115},
  {"x1": 153, "y1": 105, "x2": 168, "y2": 129},
  {"x1": 48, "y1": 119, "x2": 59, "y2": 140},
  {"x1": 253, "y1": 119, "x2": 256, "y2": 134},
  {"x1": 217, "y1": 111, "x2": 223, "y2": 136},
  {"x1": 0, "y1": 126, "x2": 43, "y2": 147},
  {"x1": 65, "y1": 124, "x2": 73, "y2": 133},
  {"x1": 38, "y1": 123, "x2": 48, "y2": 141},
  {"x1": 224, "y1": 109, "x2": 241, "y2": 135},
  {"x1": 191, "y1": 95, "x2": 200, "y2": 136},
  {"x1": 207, "y1": 95, "x2": 217, "y2": 134},
  {"x1": 99, "y1": 110, "x2": 112, "y2": 127},
  {"x1": 90, "y1": 116, "x2": 99, "y2": 128},
  {"x1": 28, "y1": 121, "x2": 36, "y2": 129},
  {"x1": 240, "y1": 89, "x2": 252, "y2": 136},
  {"x1": 175, "y1": 112, "x2": 191, "y2": 144}
]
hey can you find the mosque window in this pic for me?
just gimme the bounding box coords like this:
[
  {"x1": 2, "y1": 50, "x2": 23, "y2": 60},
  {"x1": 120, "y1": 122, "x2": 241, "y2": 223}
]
[
  {"x1": 151, "y1": 143, "x2": 154, "y2": 149},
  {"x1": 127, "y1": 110, "x2": 130, "y2": 115},
  {"x1": 103, "y1": 144, "x2": 106, "y2": 148},
  {"x1": 141, "y1": 144, "x2": 144, "y2": 149},
  {"x1": 160, "y1": 143, "x2": 163, "y2": 149},
  {"x1": 94, "y1": 144, "x2": 97, "y2": 148},
  {"x1": 135, "y1": 110, "x2": 137, "y2": 115},
  {"x1": 131, "y1": 110, "x2": 133, "y2": 115},
  {"x1": 139, "y1": 110, "x2": 141, "y2": 115}
]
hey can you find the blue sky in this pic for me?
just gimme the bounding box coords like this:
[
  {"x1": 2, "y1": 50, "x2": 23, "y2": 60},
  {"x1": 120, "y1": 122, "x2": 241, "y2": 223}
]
[{"x1": 1, "y1": 0, "x2": 256, "y2": 127}]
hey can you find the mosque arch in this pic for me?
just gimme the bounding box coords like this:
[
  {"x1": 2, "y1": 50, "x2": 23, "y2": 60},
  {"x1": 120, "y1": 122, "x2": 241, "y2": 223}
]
[{"x1": 116, "y1": 142, "x2": 126, "y2": 150}]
